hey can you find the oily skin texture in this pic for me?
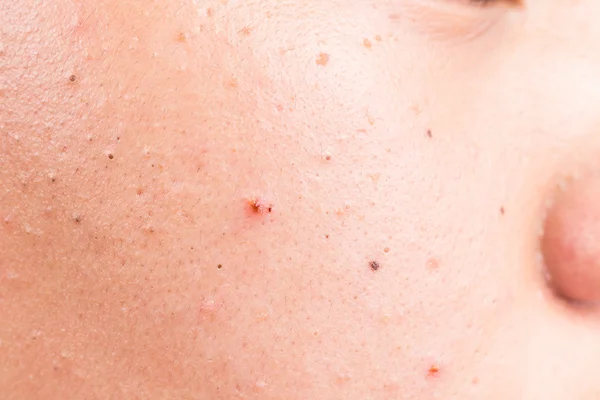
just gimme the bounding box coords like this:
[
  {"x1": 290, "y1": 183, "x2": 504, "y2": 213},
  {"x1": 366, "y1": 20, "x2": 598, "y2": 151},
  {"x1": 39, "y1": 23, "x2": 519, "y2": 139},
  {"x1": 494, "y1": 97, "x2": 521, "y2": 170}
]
[{"x1": 2, "y1": 0, "x2": 600, "y2": 398}]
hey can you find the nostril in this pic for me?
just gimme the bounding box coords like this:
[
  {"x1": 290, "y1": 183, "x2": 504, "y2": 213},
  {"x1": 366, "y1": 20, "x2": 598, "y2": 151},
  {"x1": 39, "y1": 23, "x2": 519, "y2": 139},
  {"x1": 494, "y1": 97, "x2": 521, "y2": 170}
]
[{"x1": 541, "y1": 173, "x2": 600, "y2": 303}]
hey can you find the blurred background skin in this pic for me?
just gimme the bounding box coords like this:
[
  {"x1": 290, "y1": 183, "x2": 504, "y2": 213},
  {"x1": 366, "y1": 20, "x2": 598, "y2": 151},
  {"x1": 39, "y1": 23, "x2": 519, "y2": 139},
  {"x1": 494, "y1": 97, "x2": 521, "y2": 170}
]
[{"x1": 2, "y1": 0, "x2": 600, "y2": 398}]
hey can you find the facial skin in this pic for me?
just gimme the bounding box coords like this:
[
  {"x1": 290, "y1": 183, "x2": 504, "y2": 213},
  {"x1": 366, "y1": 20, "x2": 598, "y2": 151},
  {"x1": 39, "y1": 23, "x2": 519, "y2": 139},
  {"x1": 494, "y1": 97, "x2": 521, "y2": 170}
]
[{"x1": 2, "y1": 0, "x2": 600, "y2": 398}]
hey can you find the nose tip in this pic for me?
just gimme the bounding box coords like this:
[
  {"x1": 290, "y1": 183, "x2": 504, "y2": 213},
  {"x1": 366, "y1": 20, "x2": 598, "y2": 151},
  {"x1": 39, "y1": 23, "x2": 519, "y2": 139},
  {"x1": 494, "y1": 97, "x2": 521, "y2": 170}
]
[{"x1": 541, "y1": 173, "x2": 600, "y2": 303}]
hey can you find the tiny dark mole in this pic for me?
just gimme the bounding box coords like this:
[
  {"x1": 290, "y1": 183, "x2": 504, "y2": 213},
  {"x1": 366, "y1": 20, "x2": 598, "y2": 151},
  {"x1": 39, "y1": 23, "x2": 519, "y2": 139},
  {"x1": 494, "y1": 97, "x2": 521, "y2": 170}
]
[
  {"x1": 108, "y1": 153, "x2": 114, "y2": 160},
  {"x1": 69, "y1": 74, "x2": 77, "y2": 82},
  {"x1": 217, "y1": 264, "x2": 223, "y2": 269},
  {"x1": 370, "y1": 260, "x2": 380, "y2": 271}
]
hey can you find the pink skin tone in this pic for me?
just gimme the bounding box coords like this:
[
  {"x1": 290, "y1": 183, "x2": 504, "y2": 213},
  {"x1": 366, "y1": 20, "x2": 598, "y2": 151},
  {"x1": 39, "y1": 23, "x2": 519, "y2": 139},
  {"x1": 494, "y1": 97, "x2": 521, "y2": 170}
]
[{"x1": 2, "y1": 0, "x2": 600, "y2": 399}]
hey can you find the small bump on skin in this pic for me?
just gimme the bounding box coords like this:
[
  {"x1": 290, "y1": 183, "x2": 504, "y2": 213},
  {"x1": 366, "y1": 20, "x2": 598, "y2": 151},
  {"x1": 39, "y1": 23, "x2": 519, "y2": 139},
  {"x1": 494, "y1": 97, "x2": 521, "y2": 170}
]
[
  {"x1": 247, "y1": 197, "x2": 273, "y2": 215},
  {"x1": 426, "y1": 257, "x2": 439, "y2": 270},
  {"x1": 370, "y1": 260, "x2": 380, "y2": 271},
  {"x1": 428, "y1": 364, "x2": 440, "y2": 377},
  {"x1": 68, "y1": 74, "x2": 76, "y2": 82},
  {"x1": 541, "y1": 172, "x2": 600, "y2": 303}
]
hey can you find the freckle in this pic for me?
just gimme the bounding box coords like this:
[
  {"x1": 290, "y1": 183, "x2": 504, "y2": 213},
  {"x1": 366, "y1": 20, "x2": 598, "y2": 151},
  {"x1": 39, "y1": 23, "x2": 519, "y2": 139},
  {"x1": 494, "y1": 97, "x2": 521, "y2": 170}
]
[
  {"x1": 370, "y1": 260, "x2": 380, "y2": 271},
  {"x1": 73, "y1": 213, "x2": 82, "y2": 223},
  {"x1": 227, "y1": 77, "x2": 239, "y2": 88},
  {"x1": 239, "y1": 26, "x2": 252, "y2": 36},
  {"x1": 369, "y1": 173, "x2": 381, "y2": 184},
  {"x1": 427, "y1": 129, "x2": 432, "y2": 138},
  {"x1": 177, "y1": 32, "x2": 186, "y2": 42},
  {"x1": 363, "y1": 38, "x2": 372, "y2": 48},
  {"x1": 316, "y1": 52, "x2": 329, "y2": 66},
  {"x1": 325, "y1": 234, "x2": 329, "y2": 239},
  {"x1": 375, "y1": 35, "x2": 382, "y2": 41},
  {"x1": 276, "y1": 104, "x2": 284, "y2": 112},
  {"x1": 206, "y1": 7, "x2": 213, "y2": 17},
  {"x1": 384, "y1": 247, "x2": 390, "y2": 253},
  {"x1": 426, "y1": 257, "x2": 439, "y2": 270},
  {"x1": 313, "y1": 330, "x2": 319, "y2": 336},
  {"x1": 500, "y1": 206, "x2": 505, "y2": 215},
  {"x1": 69, "y1": 74, "x2": 77, "y2": 82}
]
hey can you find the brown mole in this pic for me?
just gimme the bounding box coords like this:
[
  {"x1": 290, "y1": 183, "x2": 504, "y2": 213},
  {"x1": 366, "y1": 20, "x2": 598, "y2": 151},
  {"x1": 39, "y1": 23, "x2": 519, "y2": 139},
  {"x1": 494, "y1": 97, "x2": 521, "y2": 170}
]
[{"x1": 541, "y1": 173, "x2": 600, "y2": 303}]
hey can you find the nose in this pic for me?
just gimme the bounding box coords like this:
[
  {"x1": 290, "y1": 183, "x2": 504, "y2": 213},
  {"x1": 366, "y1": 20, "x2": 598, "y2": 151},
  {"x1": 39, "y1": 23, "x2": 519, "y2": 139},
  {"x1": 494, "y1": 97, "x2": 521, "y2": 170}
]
[{"x1": 541, "y1": 172, "x2": 600, "y2": 303}]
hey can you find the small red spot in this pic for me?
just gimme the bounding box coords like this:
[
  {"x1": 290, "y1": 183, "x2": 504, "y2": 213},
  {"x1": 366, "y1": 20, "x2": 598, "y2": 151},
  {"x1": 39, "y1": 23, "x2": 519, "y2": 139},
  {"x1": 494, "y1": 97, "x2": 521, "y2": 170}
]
[
  {"x1": 426, "y1": 258, "x2": 439, "y2": 270},
  {"x1": 427, "y1": 129, "x2": 432, "y2": 138},
  {"x1": 428, "y1": 364, "x2": 440, "y2": 377},
  {"x1": 500, "y1": 206, "x2": 505, "y2": 215},
  {"x1": 247, "y1": 197, "x2": 273, "y2": 215}
]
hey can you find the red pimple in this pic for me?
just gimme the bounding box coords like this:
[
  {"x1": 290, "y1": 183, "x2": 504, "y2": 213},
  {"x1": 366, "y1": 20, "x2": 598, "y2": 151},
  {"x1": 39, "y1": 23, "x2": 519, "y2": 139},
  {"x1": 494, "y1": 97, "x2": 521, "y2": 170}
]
[
  {"x1": 428, "y1": 364, "x2": 440, "y2": 377},
  {"x1": 247, "y1": 197, "x2": 273, "y2": 215}
]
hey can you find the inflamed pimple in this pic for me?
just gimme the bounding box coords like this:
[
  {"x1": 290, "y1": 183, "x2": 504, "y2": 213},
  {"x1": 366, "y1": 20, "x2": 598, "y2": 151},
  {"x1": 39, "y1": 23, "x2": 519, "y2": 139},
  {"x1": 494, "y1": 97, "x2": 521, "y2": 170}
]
[{"x1": 541, "y1": 173, "x2": 600, "y2": 303}]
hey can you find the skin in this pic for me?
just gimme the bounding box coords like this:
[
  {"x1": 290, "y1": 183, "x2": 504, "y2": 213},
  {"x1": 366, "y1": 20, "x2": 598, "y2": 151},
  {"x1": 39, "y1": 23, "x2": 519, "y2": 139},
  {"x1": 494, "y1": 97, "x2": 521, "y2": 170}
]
[
  {"x1": 542, "y1": 173, "x2": 600, "y2": 303},
  {"x1": 2, "y1": 0, "x2": 600, "y2": 398}
]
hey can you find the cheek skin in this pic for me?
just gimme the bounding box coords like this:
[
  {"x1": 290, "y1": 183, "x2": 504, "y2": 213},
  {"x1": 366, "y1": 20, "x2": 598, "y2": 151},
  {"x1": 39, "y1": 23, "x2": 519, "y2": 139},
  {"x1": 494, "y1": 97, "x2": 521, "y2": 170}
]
[{"x1": 4, "y1": 0, "x2": 600, "y2": 399}]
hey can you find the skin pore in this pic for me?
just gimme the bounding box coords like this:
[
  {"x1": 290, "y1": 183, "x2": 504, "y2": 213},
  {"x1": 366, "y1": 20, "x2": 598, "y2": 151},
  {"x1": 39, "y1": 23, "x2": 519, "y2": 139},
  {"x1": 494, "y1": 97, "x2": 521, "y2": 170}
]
[{"x1": 2, "y1": 0, "x2": 600, "y2": 398}]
